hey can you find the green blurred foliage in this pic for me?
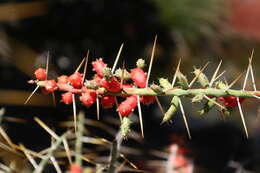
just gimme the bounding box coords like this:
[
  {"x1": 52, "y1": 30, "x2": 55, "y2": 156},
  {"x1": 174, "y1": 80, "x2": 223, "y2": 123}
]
[{"x1": 154, "y1": 0, "x2": 226, "y2": 43}]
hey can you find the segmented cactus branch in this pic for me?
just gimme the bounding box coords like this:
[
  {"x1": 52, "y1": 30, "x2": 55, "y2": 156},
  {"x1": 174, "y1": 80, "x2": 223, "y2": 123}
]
[
  {"x1": 26, "y1": 47, "x2": 260, "y2": 139},
  {"x1": 34, "y1": 80, "x2": 260, "y2": 97}
]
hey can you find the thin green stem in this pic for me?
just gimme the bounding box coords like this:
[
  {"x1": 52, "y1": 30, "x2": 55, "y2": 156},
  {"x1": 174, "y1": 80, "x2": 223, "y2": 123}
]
[
  {"x1": 108, "y1": 133, "x2": 123, "y2": 173},
  {"x1": 121, "y1": 88, "x2": 260, "y2": 98},
  {"x1": 33, "y1": 132, "x2": 69, "y2": 173},
  {"x1": 108, "y1": 140, "x2": 118, "y2": 173},
  {"x1": 36, "y1": 81, "x2": 260, "y2": 98},
  {"x1": 75, "y1": 111, "x2": 84, "y2": 166}
]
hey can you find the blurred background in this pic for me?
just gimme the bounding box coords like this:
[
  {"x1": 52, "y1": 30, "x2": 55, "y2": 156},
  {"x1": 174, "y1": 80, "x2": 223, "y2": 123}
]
[{"x1": 1, "y1": 0, "x2": 260, "y2": 172}]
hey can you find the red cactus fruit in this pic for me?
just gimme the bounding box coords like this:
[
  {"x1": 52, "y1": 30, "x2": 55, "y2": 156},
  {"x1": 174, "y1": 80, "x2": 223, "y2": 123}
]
[
  {"x1": 140, "y1": 96, "x2": 156, "y2": 105},
  {"x1": 93, "y1": 74, "x2": 103, "y2": 86},
  {"x1": 217, "y1": 96, "x2": 225, "y2": 102},
  {"x1": 34, "y1": 68, "x2": 46, "y2": 81},
  {"x1": 70, "y1": 163, "x2": 82, "y2": 173},
  {"x1": 44, "y1": 80, "x2": 57, "y2": 93},
  {"x1": 101, "y1": 77, "x2": 121, "y2": 92},
  {"x1": 58, "y1": 75, "x2": 69, "y2": 84},
  {"x1": 61, "y1": 92, "x2": 73, "y2": 104},
  {"x1": 80, "y1": 90, "x2": 97, "y2": 107},
  {"x1": 223, "y1": 96, "x2": 245, "y2": 108},
  {"x1": 117, "y1": 95, "x2": 138, "y2": 116},
  {"x1": 101, "y1": 95, "x2": 116, "y2": 109},
  {"x1": 92, "y1": 58, "x2": 106, "y2": 77},
  {"x1": 69, "y1": 72, "x2": 83, "y2": 89},
  {"x1": 130, "y1": 67, "x2": 147, "y2": 88}
]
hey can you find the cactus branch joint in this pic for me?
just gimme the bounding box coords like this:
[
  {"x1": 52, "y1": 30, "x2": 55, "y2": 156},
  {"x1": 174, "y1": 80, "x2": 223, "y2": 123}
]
[{"x1": 26, "y1": 45, "x2": 258, "y2": 139}]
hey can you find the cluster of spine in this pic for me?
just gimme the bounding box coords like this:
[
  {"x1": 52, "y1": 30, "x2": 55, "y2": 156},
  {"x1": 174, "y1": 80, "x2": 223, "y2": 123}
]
[{"x1": 30, "y1": 57, "x2": 259, "y2": 138}]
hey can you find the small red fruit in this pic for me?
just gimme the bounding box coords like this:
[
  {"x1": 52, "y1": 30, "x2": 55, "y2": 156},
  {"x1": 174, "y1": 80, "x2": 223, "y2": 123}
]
[
  {"x1": 130, "y1": 67, "x2": 147, "y2": 88},
  {"x1": 140, "y1": 96, "x2": 156, "y2": 105},
  {"x1": 92, "y1": 59, "x2": 106, "y2": 77},
  {"x1": 80, "y1": 90, "x2": 97, "y2": 107},
  {"x1": 101, "y1": 95, "x2": 116, "y2": 109},
  {"x1": 101, "y1": 77, "x2": 121, "y2": 92},
  {"x1": 61, "y1": 92, "x2": 73, "y2": 104},
  {"x1": 217, "y1": 96, "x2": 225, "y2": 102},
  {"x1": 70, "y1": 163, "x2": 82, "y2": 173},
  {"x1": 93, "y1": 74, "x2": 103, "y2": 86},
  {"x1": 117, "y1": 95, "x2": 138, "y2": 116},
  {"x1": 58, "y1": 75, "x2": 69, "y2": 84},
  {"x1": 34, "y1": 68, "x2": 46, "y2": 81},
  {"x1": 223, "y1": 96, "x2": 245, "y2": 108},
  {"x1": 44, "y1": 80, "x2": 57, "y2": 93},
  {"x1": 69, "y1": 72, "x2": 83, "y2": 89}
]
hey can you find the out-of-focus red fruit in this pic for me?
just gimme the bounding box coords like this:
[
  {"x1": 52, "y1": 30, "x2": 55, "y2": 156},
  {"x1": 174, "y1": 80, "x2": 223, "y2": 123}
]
[
  {"x1": 217, "y1": 96, "x2": 224, "y2": 102},
  {"x1": 223, "y1": 96, "x2": 245, "y2": 108},
  {"x1": 44, "y1": 80, "x2": 57, "y2": 93},
  {"x1": 69, "y1": 72, "x2": 83, "y2": 89},
  {"x1": 58, "y1": 75, "x2": 69, "y2": 84},
  {"x1": 70, "y1": 163, "x2": 82, "y2": 173},
  {"x1": 101, "y1": 95, "x2": 116, "y2": 109},
  {"x1": 34, "y1": 68, "x2": 46, "y2": 81},
  {"x1": 61, "y1": 92, "x2": 73, "y2": 104}
]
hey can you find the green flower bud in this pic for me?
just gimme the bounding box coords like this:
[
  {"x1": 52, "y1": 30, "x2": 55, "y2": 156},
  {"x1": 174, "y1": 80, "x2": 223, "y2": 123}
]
[
  {"x1": 221, "y1": 107, "x2": 233, "y2": 116},
  {"x1": 85, "y1": 80, "x2": 98, "y2": 89},
  {"x1": 192, "y1": 93, "x2": 204, "y2": 103},
  {"x1": 115, "y1": 68, "x2": 130, "y2": 81},
  {"x1": 198, "y1": 97, "x2": 217, "y2": 115},
  {"x1": 193, "y1": 68, "x2": 209, "y2": 88},
  {"x1": 102, "y1": 67, "x2": 113, "y2": 81},
  {"x1": 162, "y1": 96, "x2": 179, "y2": 123},
  {"x1": 120, "y1": 117, "x2": 132, "y2": 138},
  {"x1": 159, "y1": 78, "x2": 172, "y2": 90},
  {"x1": 177, "y1": 71, "x2": 189, "y2": 89},
  {"x1": 150, "y1": 84, "x2": 164, "y2": 94},
  {"x1": 215, "y1": 81, "x2": 228, "y2": 89}
]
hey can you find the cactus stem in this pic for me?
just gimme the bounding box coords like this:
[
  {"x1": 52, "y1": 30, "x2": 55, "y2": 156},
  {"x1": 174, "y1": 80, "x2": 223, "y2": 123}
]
[{"x1": 189, "y1": 61, "x2": 209, "y2": 88}]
